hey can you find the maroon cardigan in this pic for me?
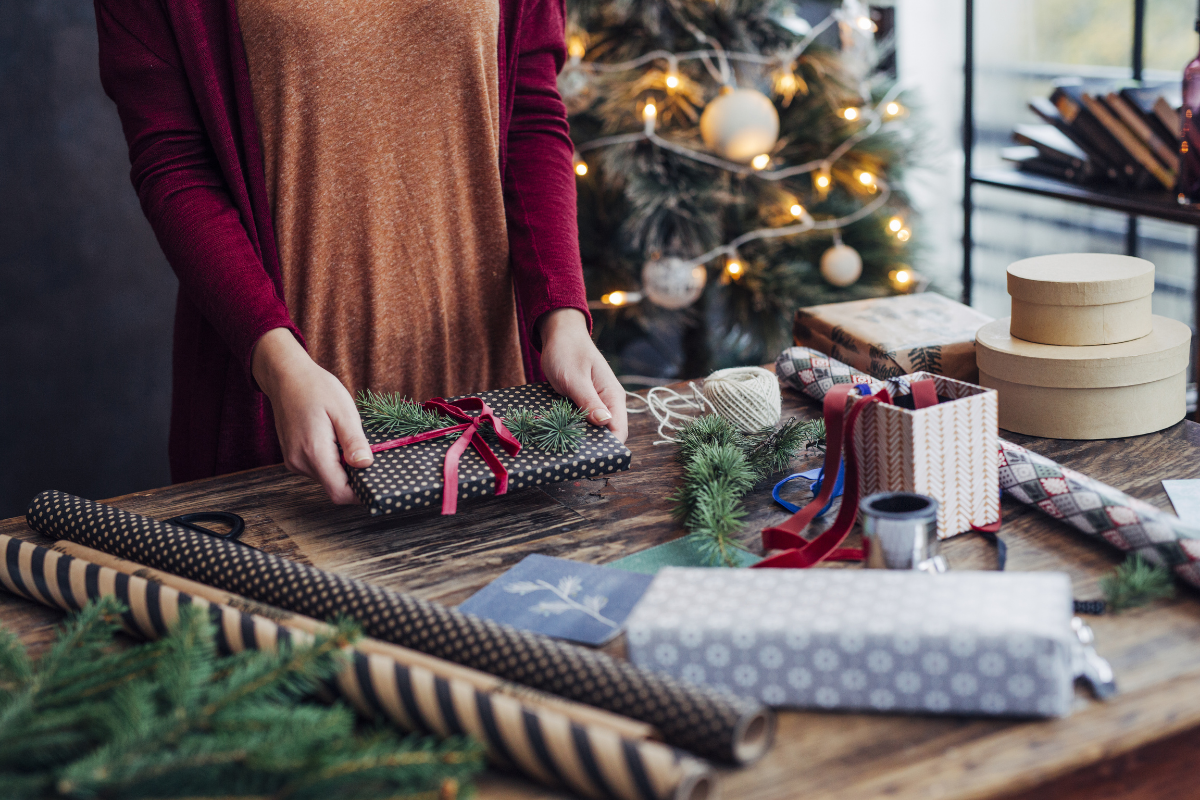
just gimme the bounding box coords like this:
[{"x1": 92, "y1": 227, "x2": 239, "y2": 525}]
[{"x1": 94, "y1": 0, "x2": 590, "y2": 483}]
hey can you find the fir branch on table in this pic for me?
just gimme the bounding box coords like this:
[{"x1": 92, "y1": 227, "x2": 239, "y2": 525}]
[
  {"x1": 504, "y1": 399, "x2": 588, "y2": 454},
  {"x1": 356, "y1": 390, "x2": 456, "y2": 438},
  {"x1": 672, "y1": 414, "x2": 811, "y2": 567},
  {"x1": 0, "y1": 596, "x2": 484, "y2": 800},
  {"x1": 1101, "y1": 554, "x2": 1176, "y2": 613}
]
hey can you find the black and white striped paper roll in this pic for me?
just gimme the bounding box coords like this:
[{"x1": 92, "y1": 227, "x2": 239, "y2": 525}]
[
  {"x1": 27, "y1": 491, "x2": 773, "y2": 765},
  {"x1": 0, "y1": 532, "x2": 713, "y2": 800}
]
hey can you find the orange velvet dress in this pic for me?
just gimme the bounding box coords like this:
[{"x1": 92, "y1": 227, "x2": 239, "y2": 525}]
[{"x1": 238, "y1": 0, "x2": 526, "y2": 401}]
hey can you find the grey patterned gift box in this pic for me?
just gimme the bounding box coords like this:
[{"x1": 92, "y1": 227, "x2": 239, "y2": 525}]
[
  {"x1": 626, "y1": 568, "x2": 1077, "y2": 718},
  {"x1": 346, "y1": 382, "x2": 632, "y2": 515}
]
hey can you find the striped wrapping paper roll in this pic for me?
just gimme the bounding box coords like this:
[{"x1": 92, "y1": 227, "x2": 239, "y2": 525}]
[
  {"x1": 0, "y1": 532, "x2": 714, "y2": 800},
  {"x1": 775, "y1": 345, "x2": 1200, "y2": 590},
  {"x1": 26, "y1": 491, "x2": 773, "y2": 765}
]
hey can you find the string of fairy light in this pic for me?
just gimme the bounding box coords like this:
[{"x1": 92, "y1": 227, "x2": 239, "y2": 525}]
[{"x1": 564, "y1": 1, "x2": 919, "y2": 307}]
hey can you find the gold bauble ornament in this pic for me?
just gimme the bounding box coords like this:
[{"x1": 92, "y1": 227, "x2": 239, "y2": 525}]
[
  {"x1": 699, "y1": 88, "x2": 780, "y2": 163},
  {"x1": 819, "y1": 244, "x2": 863, "y2": 287}
]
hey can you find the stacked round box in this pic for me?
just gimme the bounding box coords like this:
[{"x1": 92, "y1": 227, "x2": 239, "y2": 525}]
[{"x1": 975, "y1": 254, "x2": 1190, "y2": 439}]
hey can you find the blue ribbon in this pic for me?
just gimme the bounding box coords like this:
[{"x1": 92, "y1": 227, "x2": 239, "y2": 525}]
[{"x1": 772, "y1": 462, "x2": 845, "y2": 518}]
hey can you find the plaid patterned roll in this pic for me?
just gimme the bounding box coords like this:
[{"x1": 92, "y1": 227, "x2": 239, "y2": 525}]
[
  {"x1": 775, "y1": 345, "x2": 1200, "y2": 589},
  {"x1": 0, "y1": 532, "x2": 715, "y2": 800},
  {"x1": 26, "y1": 491, "x2": 773, "y2": 765}
]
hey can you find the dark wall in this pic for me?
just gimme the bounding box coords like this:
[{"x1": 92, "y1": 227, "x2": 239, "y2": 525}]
[{"x1": 0, "y1": 0, "x2": 177, "y2": 518}]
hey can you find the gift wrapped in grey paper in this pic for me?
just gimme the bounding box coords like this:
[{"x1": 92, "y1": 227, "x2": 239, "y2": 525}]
[{"x1": 625, "y1": 568, "x2": 1078, "y2": 718}]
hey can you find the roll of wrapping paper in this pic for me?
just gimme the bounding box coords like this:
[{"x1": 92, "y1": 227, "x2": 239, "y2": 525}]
[
  {"x1": 51, "y1": 539, "x2": 656, "y2": 743},
  {"x1": 775, "y1": 345, "x2": 1200, "y2": 589},
  {"x1": 26, "y1": 492, "x2": 773, "y2": 765},
  {"x1": 0, "y1": 533, "x2": 714, "y2": 800}
]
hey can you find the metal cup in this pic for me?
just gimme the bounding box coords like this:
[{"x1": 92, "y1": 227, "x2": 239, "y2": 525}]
[{"x1": 858, "y1": 492, "x2": 945, "y2": 572}]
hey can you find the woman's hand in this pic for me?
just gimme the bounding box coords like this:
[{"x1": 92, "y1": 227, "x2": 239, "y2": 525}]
[
  {"x1": 251, "y1": 328, "x2": 374, "y2": 503},
  {"x1": 538, "y1": 308, "x2": 628, "y2": 443}
]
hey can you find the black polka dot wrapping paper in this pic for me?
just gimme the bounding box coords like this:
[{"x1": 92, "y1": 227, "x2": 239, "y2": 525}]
[
  {"x1": 26, "y1": 490, "x2": 774, "y2": 765},
  {"x1": 347, "y1": 383, "x2": 633, "y2": 516}
]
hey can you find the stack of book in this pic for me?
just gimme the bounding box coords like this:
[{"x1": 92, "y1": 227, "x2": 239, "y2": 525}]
[{"x1": 1004, "y1": 82, "x2": 1181, "y2": 192}]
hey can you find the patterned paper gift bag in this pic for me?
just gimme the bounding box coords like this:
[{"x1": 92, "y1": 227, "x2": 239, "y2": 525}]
[{"x1": 852, "y1": 372, "x2": 1000, "y2": 538}]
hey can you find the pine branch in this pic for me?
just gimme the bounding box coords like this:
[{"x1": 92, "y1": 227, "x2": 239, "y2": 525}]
[
  {"x1": 356, "y1": 391, "x2": 456, "y2": 439},
  {"x1": 0, "y1": 600, "x2": 483, "y2": 799},
  {"x1": 1101, "y1": 554, "x2": 1176, "y2": 613},
  {"x1": 504, "y1": 399, "x2": 589, "y2": 454}
]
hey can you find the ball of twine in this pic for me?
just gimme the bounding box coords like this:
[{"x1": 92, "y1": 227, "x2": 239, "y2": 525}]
[{"x1": 701, "y1": 366, "x2": 781, "y2": 432}]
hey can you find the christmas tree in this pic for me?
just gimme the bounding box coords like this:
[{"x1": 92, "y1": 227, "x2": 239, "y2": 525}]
[{"x1": 561, "y1": 0, "x2": 921, "y2": 378}]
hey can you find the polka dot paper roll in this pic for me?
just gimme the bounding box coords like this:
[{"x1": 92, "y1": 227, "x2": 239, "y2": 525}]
[
  {"x1": 26, "y1": 491, "x2": 773, "y2": 765},
  {"x1": 348, "y1": 383, "x2": 632, "y2": 515}
]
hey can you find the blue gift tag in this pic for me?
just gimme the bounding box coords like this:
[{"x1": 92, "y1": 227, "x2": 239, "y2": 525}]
[{"x1": 458, "y1": 554, "x2": 654, "y2": 646}]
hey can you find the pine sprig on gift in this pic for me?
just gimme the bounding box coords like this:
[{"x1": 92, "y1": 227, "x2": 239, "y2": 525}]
[
  {"x1": 672, "y1": 414, "x2": 812, "y2": 566},
  {"x1": 356, "y1": 390, "x2": 456, "y2": 438},
  {"x1": 504, "y1": 399, "x2": 589, "y2": 454},
  {"x1": 1101, "y1": 554, "x2": 1177, "y2": 613},
  {"x1": 0, "y1": 596, "x2": 484, "y2": 799}
]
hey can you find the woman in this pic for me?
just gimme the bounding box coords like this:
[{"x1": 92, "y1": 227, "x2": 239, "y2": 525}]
[{"x1": 95, "y1": 0, "x2": 627, "y2": 504}]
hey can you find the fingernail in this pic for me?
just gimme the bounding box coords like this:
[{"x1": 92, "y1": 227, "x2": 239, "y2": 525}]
[
  {"x1": 592, "y1": 409, "x2": 612, "y2": 423},
  {"x1": 350, "y1": 449, "x2": 372, "y2": 465}
]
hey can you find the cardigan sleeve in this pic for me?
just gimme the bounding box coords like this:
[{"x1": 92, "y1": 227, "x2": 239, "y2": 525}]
[
  {"x1": 504, "y1": 0, "x2": 592, "y2": 350},
  {"x1": 94, "y1": 0, "x2": 302, "y2": 385}
]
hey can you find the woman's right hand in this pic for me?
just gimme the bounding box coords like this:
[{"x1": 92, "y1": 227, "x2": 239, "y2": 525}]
[{"x1": 251, "y1": 327, "x2": 374, "y2": 504}]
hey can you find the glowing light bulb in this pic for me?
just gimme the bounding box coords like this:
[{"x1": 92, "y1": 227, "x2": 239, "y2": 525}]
[
  {"x1": 816, "y1": 174, "x2": 831, "y2": 188},
  {"x1": 843, "y1": 107, "x2": 859, "y2": 121},
  {"x1": 604, "y1": 291, "x2": 628, "y2": 306},
  {"x1": 856, "y1": 15, "x2": 876, "y2": 31},
  {"x1": 643, "y1": 102, "x2": 657, "y2": 119},
  {"x1": 725, "y1": 259, "x2": 743, "y2": 279},
  {"x1": 575, "y1": 161, "x2": 588, "y2": 176},
  {"x1": 895, "y1": 270, "x2": 910, "y2": 283},
  {"x1": 779, "y1": 73, "x2": 796, "y2": 91},
  {"x1": 888, "y1": 216, "x2": 903, "y2": 232},
  {"x1": 665, "y1": 73, "x2": 680, "y2": 89},
  {"x1": 858, "y1": 171, "x2": 874, "y2": 185},
  {"x1": 897, "y1": 229, "x2": 911, "y2": 242},
  {"x1": 790, "y1": 203, "x2": 804, "y2": 217},
  {"x1": 885, "y1": 101, "x2": 901, "y2": 116},
  {"x1": 751, "y1": 154, "x2": 771, "y2": 170},
  {"x1": 567, "y1": 36, "x2": 586, "y2": 59}
]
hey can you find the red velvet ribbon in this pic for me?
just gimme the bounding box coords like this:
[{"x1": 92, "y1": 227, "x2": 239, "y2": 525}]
[
  {"x1": 356, "y1": 397, "x2": 522, "y2": 516},
  {"x1": 752, "y1": 383, "x2": 892, "y2": 569}
]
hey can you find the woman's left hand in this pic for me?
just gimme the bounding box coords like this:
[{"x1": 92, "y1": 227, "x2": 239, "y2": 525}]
[{"x1": 538, "y1": 308, "x2": 628, "y2": 443}]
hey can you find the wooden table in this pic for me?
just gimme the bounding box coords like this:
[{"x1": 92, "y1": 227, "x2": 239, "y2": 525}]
[{"x1": 4, "y1": 383, "x2": 1200, "y2": 800}]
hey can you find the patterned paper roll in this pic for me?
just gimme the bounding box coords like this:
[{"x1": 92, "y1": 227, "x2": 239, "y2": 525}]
[
  {"x1": 51, "y1": 539, "x2": 656, "y2": 744},
  {"x1": 775, "y1": 345, "x2": 1200, "y2": 589},
  {"x1": 0, "y1": 533, "x2": 714, "y2": 800},
  {"x1": 27, "y1": 491, "x2": 773, "y2": 765}
]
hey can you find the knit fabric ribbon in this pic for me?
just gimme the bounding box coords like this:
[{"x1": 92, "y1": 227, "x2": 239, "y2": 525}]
[
  {"x1": 775, "y1": 345, "x2": 1200, "y2": 589},
  {"x1": 362, "y1": 397, "x2": 521, "y2": 515}
]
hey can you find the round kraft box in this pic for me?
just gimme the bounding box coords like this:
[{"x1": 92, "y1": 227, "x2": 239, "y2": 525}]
[
  {"x1": 1007, "y1": 253, "x2": 1154, "y2": 346},
  {"x1": 976, "y1": 315, "x2": 1190, "y2": 439}
]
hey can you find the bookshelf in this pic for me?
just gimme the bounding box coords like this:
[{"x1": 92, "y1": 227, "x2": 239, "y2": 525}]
[{"x1": 961, "y1": 0, "x2": 1200, "y2": 412}]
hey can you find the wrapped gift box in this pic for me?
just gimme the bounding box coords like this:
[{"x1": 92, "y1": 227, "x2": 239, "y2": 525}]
[
  {"x1": 346, "y1": 382, "x2": 632, "y2": 515},
  {"x1": 626, "y1": 568, "x2": 1078, "y2": 718},
  {"x1": 792, "y1": 293, "x2": 994, "y2": 383}
]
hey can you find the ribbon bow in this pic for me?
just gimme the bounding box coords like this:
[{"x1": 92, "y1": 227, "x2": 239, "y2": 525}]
[{"x1": 360, "y1": 397, "x2": 522, "y2": 515}]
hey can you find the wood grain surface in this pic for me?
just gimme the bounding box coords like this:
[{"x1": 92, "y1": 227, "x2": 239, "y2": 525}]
[{"x1": 2, "y1": 381, "x2": 1199, "y2": 800}]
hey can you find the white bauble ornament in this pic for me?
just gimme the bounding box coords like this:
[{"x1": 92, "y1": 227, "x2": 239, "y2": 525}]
[
  {"x1": 641, "y1": 257, "x2": 707, "y2": 309},
  {"x1": 699, "y1": 88, "x2": 780, "y2": 163},
  {"x1": 819, "y1": 244, "x2": 863, "y2": 287}
]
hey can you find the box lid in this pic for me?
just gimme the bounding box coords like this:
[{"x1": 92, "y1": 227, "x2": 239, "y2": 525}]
[
  {"x1": 976, "y1": 315, "x2": 1190, "y2": 389},
  {"x1": 1006, "y1": 254, "x2": 1154, "y2": 306}
]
